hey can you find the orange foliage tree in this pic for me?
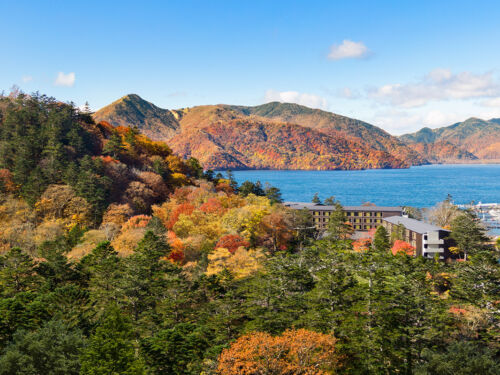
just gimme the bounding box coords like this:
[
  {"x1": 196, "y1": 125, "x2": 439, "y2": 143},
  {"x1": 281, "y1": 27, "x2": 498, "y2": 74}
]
[
  {"x1": 353, "y1": 238, "x2": 371, "y2": 252},
  {"x1": 217, "y1": 329, "x2": 339, "y2": 375},
  {"x1": 166, "y1": 203, "x2": 195, "y2": 230},
  {"x1": 391, "y1": 240, "x2": 415, "y2": 256},
  {"x1": 0, "y1": 169, "x2": 17, "y2": 193}
]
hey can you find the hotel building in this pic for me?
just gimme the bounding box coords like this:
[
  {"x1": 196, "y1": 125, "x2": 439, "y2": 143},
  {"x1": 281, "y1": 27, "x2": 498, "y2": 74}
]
[
  {"x1": 382, "y1": 216, "x2": 454, "y2": 260},
  {"x1": 284, "y1": 202, "x2": 403, "y2": 231}
]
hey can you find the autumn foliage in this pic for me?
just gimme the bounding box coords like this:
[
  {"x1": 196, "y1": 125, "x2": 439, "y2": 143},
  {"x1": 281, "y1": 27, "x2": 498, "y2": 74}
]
[
  {"x1": 391, "y1": 240, "x2": 416, "y2": 256},
  {"x1": 217, "y1": 329, "x2": 339, "y2": 375},
  {"x1": 215, "y1": 234, "x2": 250, "y2": 254}
]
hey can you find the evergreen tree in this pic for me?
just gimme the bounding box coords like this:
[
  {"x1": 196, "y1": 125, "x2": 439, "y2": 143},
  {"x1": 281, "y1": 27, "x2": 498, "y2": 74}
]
[
  {"x1": 225, "y1": 169, "x2": 238, "y2": 190},
  {"x1": 0, "y1": 320, "x2": 84, "y2": 375},
  {"x1": 372, "y1": 225, "x2": 390, "y2": 252},
  {"x1": 238, "y1": 181, "x2": 264, "y2": 197},
  {"x1": 0, "y1": 248, "x2": 39, "y2": 297},
  {"x1": 82, "y1": 241, "x2": 123, "y2": 313},
  {"x1": 80, "y1": 307, "x2": 145, "y2": 375},
  {"x1": 121, "y1": 231, "x2": 172, "y2": 324},
  {"x1": 325, "y1": 202, "x2": 353, "y2": 241},
  {"x1": 102, "y1": 130, "x2": 125, "y2": 158},
  {"x1": 449, "y1": 211, "x2": 489, "y2": 260},
  {"x1": 74, "y1": 156, "x2": 112, "y2": 223},
  {"x1": 142, "y1": 323, "x2": 211, "y2": 375},
  {"x1": 312, "y1": 192, "x2": 321, "y2": 204},
  {"x1": 264, "y1": 184, "x2": 283, "y2": 205}
]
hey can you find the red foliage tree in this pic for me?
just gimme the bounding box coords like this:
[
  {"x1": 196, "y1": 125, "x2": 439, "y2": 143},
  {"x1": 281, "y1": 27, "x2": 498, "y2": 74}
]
[
  {"x1": 166, "y1": 231, "x2": 185, "y2": 263},
  {"x1": 200, "y1": 197, "x2": 226, "y2": 215},
  {"x1": 215, "y1": 234, "x2": 250, "y2": 254}
]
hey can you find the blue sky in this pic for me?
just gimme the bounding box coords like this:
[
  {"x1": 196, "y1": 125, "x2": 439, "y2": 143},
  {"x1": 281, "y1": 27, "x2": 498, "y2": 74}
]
[{"x1": 2, "y1": 0, "x2": 500, "y2": 134}]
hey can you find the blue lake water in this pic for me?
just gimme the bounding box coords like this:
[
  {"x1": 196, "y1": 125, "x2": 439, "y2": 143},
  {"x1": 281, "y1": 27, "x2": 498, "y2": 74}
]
[{"x1": 227, "y1": 164, "x2": 500, "y2": 208}]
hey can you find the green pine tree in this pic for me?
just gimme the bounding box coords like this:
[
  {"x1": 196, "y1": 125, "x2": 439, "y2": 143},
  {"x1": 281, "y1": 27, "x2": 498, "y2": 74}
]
[
  {"x1": 80, "y1": 307, "x2": 146, "y2": 375},
  {"x1": 372, "y1": 225, "x2": 390, "y2": 252}
]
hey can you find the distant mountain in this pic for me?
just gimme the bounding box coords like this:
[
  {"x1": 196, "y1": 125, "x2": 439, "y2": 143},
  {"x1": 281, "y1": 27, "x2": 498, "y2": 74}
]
[
  {"x1": 228, "y1": 102, "x2": 425, "y2": 165},
  {"x1": 94, "y1": 95, "x2": 427, "y2": 170},
  {"x1": 400, "y1": 117, "x2": 500, "y2": 160}
]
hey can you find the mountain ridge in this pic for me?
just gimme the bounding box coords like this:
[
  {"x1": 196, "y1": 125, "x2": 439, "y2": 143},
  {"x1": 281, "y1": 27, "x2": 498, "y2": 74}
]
[
  {"x1": 400, "y1": 117, "x2": 500, "y2": 160},
  {"x1": 93, "y1": 94, "x2": 426, "y2": 170}
]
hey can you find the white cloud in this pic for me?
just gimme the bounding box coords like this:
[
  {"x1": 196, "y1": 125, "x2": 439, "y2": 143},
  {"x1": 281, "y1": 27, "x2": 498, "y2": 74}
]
[
  {"x1": 369, "y1": 108, "x2": 467, "y2": 135},
  {"x1": 327, "y1": 40, "x2": 370, "y2": 60},
  {"x1": 265, "y1": 89, "x2": 328, "y2": 110},
  {"x1": 54, "y1": 72, "x2": 75, "y2": 87},
  {"x1": 480, "y1": 97, "x2": 500, "y2": 107},
  {"x1": 22, "y1": 75, "x2": 33, "y2": 83},
  {"x1": 369, "y1": 69, "x2": 500, "y2": 108}
]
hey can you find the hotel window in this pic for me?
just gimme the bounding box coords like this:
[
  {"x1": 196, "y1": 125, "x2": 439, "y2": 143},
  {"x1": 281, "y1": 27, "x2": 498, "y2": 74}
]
[
  {"x1": 377, "y1": 212, "x2": 382, "y2": 217},
  {"x1": 355, "y1": 225, "x2": 361, "y2": 230}
]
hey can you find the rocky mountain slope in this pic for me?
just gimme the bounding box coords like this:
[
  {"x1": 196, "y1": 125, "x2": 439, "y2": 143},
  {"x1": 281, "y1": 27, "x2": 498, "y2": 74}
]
[{"x1": 94, "y1": 94, "x2": 427, "y2": 170}]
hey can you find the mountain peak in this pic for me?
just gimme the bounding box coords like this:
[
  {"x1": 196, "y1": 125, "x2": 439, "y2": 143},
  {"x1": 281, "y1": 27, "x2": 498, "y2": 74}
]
[{"x1": 93, "y1": 94, "x2": 179, "y2": 140}]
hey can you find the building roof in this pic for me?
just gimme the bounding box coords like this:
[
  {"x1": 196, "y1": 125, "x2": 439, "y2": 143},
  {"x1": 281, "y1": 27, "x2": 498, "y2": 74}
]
[
  {"x1": 383, "y1": 216, "x2": 449, "y2": 234},
  {"x1": 284, "y1": 202, "x2": 403, "y2": 212}
]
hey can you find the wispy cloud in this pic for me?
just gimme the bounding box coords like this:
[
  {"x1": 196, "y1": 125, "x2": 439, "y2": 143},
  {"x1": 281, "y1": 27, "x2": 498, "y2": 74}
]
[
  {"x1": 369, "y1": 69, "x2": 500, "y2": 108},
  {"x1": 338, "y1": 87, "x2": 360, "y2": 99},
  {"x1": 54, "y1": 72, "x2": 75, "y2": 87},
  {"x1": 480, "y1": 97, "x2": 500, "y2": 107},
  {"x1": 327, "y1": 40, "x2": 370, "y2": 60},
  {"x1": 265, "y1": 89, "x2": 328, "y2": 110},
  {"x1": 22, "y1": 75, "x2": 33, "y2": 83}
]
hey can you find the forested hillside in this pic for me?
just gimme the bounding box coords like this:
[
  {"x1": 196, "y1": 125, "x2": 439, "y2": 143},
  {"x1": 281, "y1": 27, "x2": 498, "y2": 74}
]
[
  {"x1": 0, "y1": 93, "x2": 498, "y2": 374},
  {"x1": 229, "y1": 101, "x2": 426, "y2": 166},
  {"x1": 94, "y1": 95, "x2": 427, "y2": 170},
  {"x1": 401, "y1": 117, "x2": 500, "y2": 161}
]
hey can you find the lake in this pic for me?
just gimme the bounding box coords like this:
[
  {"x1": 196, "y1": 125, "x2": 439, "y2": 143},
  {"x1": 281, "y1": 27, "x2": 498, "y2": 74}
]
[{"x1": 226, "y1": 164, "x2": 500, "y2": 208}]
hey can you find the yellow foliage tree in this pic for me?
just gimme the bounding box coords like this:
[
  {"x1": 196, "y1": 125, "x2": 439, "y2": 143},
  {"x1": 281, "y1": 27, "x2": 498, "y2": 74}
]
[{"x1": 206, "y1": 247, "x2": 264, "y2": 279}]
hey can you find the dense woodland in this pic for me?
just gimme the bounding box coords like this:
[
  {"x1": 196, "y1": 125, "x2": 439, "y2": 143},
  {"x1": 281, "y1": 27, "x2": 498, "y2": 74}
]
[{"x1": 0, "y1": 94, "x2": 498, "y2": 374}]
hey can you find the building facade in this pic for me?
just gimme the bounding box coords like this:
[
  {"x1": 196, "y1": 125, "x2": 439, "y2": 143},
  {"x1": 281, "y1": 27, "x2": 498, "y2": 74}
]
[
  {"x1": 284, "y1": 202, "x2": 403, "y2": 231},
  {"x1": 382, "y1": 216, "x2": 454, "y2": 260}
]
